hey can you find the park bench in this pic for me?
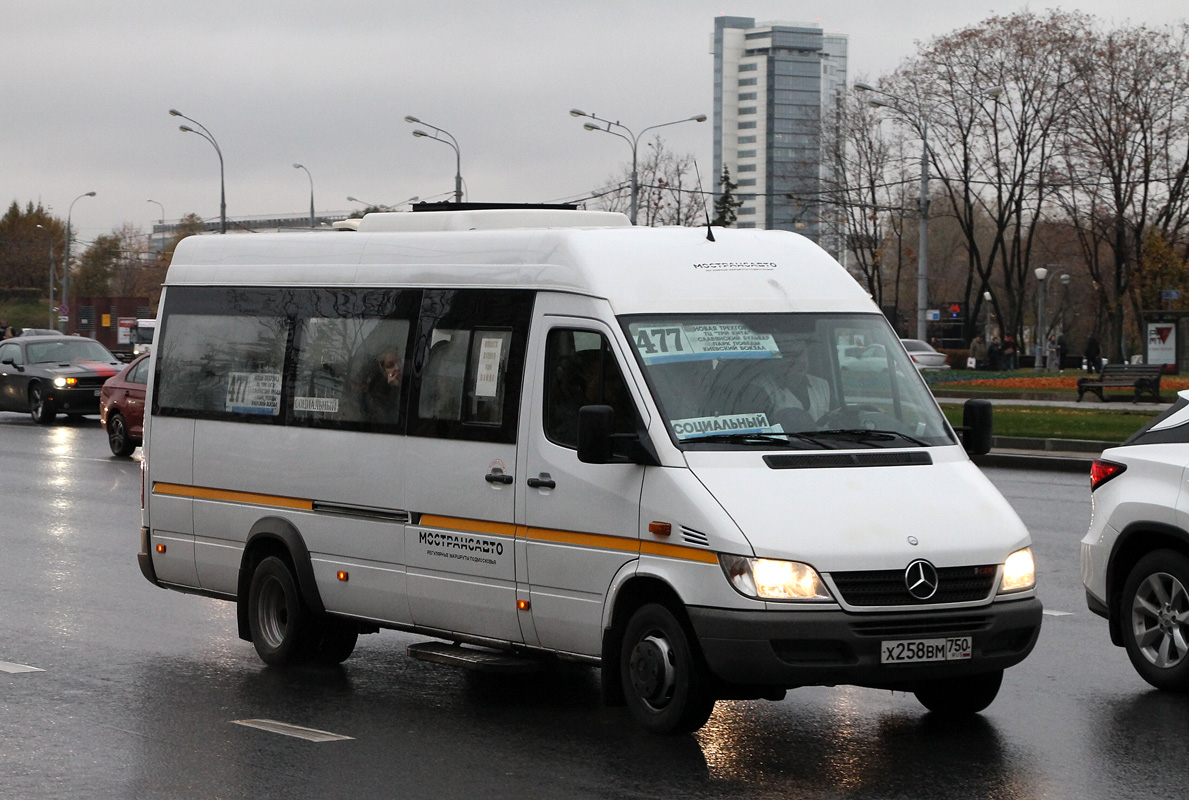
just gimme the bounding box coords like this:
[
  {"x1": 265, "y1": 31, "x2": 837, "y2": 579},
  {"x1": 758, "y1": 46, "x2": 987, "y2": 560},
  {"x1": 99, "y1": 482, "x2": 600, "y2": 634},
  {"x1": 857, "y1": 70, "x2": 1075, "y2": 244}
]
[{"x1": 1076, "y1": 363, "x2": 1165, "y2": 403}]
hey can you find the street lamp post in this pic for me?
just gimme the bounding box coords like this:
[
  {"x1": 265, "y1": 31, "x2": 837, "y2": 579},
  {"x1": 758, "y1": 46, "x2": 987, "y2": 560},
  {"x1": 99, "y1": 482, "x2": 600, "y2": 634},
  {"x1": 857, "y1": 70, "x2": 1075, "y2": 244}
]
[
  {"x1": 1034, "y1": 267, "x2": 1071, "y2": 370},
  {"x1": 170, "y1": 109, "x2": 226, "y2": 234},
  {"x1": 293, "y1": 163, "x2": 315, "y2": 228},
  {"x1": 34, "y1": 224, "x2": 57, "y2": 330},
  {"x1": 61, "y1": 191, "x2": 96, "y2": 333},
  {"x1": 147, "y1": 199, "x2": 165, "y2": 224},
  {"x1": 854, "y1": 82, "x2": 931, "y2": 341},
  {"x1": 404, "y1": 116, "x2": 462, "y2": 204},
  {"x1": 568, "y1": 109, "x2": 707, "y2": 226}
]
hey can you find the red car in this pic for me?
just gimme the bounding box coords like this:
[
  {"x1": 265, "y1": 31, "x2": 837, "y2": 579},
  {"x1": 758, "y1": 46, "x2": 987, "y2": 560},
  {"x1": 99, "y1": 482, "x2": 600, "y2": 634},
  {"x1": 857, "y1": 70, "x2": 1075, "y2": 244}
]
[{"x1": 100, "y1": 354, "x2": 150, "y2": 456}]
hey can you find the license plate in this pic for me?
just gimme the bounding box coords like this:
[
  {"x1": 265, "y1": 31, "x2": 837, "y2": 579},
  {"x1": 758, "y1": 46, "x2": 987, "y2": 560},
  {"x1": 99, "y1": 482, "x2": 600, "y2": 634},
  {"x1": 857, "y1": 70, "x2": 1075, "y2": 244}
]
[
  {"x1": 881, "y1": 637, "x2": 972, "y2": 664},
  {"x1": 93, "y1": 389, "x2": 102, "y2": 396}
]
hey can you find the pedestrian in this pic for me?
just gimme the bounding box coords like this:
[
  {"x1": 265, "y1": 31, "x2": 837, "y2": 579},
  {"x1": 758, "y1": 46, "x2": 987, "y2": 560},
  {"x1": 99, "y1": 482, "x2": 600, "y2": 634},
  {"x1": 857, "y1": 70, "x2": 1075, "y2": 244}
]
[
  {"x1": 0, "y1": 320, "x2": 14, "y2": 340},
  {"x1": 969, "y1": 334, "x2": 988, "y2": 370},
  {"x1": 1045, "y1": 334, "x2": 1060, "y2": 371},
  {"x1": 988, "y1": 337, "x2": 1003, "y2": 371},
  {"x1": 1002, "y1": 335, "x2": 1017, "y2": 371},
  {"x1": 1084, "y1": 335, "x2": 1101, "y2": 373},
  {"x1": 1056, "y1": 333, "x2": 1067, "y2": 373}
]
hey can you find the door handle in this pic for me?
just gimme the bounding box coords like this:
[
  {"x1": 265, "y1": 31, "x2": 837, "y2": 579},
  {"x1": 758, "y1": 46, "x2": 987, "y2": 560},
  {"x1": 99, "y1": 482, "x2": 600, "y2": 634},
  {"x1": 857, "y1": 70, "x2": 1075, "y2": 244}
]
[
  {"x1": 485, "y1": 472, "x2": 514, "y2": 485},
  {"x1": 526, "y1": 476, "x2": 556, "y2": 489}
]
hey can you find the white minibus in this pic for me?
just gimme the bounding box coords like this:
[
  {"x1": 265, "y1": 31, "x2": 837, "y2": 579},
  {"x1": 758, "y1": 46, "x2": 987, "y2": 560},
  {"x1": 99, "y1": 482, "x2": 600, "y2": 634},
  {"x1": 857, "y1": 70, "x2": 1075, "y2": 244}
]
[{"x1": 138, "y1": 209, "x2": 1041, "y2": 734}]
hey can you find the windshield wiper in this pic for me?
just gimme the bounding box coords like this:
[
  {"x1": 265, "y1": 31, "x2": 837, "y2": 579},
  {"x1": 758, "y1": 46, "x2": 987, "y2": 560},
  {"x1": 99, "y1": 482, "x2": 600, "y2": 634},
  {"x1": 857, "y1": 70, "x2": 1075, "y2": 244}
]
[
  {"x1": 814, "y1": 428, "x2": 930, "y2": 447},
  {"x1": 687, "y1": 432, "x2": 836, "y2": 449}
]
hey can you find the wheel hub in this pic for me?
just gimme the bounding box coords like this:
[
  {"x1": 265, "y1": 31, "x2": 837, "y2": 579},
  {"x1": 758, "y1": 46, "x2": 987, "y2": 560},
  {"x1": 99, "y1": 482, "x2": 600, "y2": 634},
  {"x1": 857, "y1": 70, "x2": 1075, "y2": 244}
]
[{"x1": 629, "y1": 634, "x2": 675, "y2": 707}]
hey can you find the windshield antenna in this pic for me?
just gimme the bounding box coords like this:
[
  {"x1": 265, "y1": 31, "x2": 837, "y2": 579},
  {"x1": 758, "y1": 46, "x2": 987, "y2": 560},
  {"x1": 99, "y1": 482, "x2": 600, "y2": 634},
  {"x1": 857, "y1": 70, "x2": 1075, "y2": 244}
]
[{"x1": 693, "y1": 161, "x2": 715, "y2": 242}]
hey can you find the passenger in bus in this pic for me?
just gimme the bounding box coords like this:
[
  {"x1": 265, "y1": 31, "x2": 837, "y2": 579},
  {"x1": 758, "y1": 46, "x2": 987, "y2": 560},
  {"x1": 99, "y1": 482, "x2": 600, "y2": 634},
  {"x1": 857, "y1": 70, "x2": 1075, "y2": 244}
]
[{"x1": 360, "y1": 349, "x2": 403, "y2": 424}]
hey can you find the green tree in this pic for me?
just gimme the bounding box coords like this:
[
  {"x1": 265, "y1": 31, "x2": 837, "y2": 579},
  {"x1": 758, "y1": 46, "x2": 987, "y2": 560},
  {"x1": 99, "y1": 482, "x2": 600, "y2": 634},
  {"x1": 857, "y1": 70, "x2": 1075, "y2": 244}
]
[
  {"x1": 73, "y1": 233, "x2": 122, "y2": 297},
  {"x1": 712, "y1": 167, "x2": 742, "y2": 227},
  {"x1": 0, "y1": 201, "x2": 65, "y2": 290}
]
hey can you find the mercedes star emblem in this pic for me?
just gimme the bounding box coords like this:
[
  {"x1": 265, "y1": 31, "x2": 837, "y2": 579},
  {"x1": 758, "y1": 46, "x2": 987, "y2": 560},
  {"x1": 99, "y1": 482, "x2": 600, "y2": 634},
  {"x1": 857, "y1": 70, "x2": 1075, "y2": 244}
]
[{"x1": 905, "y1": 559, "x2": 939, "y2": 600}]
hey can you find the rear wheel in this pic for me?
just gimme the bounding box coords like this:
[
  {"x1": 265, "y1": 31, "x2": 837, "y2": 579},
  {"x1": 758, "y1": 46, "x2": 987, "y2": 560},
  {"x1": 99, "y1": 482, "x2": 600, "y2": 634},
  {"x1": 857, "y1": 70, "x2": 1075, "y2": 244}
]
[
  {"x1": 620, "y1": 603, "x2": 716, "y2": 734},
  {"x1": 106, "y1": 411, "x2": 136, "y2": 457},
  {"x1": 29, "y1": 384, "x2": 56, "y2": 425},
  {"x1": 1121, "y1": 550, "x2": 1189, "y2": 691},
  {"x1": 913, "y1": 670, "x2": 1003, "y2": 715},
  {"x1": 247, "y1": 556, "x2": 313, "y2": 667}
]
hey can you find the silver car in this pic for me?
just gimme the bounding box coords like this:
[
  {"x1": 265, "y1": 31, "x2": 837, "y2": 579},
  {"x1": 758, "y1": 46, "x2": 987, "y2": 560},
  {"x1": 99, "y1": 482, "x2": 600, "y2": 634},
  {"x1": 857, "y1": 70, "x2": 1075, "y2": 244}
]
[
  {"x1": 1082, "y1": 390, "x2": 1189, "y2": 691},
  {"x1": 900, "y1": 338, "x2": 950, "y2": 370}
]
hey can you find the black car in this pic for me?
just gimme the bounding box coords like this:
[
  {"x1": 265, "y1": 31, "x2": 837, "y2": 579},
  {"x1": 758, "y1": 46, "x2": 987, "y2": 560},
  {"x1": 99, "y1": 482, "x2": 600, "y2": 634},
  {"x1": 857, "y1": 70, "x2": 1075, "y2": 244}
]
[{"x1": 0, "y1": 335, "x2": 123, "y2": 424}]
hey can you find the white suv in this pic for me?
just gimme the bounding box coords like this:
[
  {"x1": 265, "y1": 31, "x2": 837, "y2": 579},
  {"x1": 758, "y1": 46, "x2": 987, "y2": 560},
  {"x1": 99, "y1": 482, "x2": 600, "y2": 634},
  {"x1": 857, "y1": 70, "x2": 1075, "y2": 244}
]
[{"x1": 1082, "y1": 389, "x2": 1189, "y2": 691}]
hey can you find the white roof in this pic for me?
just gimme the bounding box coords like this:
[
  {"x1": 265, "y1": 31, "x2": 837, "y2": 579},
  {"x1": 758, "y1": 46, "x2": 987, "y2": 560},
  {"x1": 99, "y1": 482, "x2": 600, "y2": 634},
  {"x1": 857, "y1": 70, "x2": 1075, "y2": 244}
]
[{"x1": 165, "y1": 212, "x2": 874, "y2": 316}]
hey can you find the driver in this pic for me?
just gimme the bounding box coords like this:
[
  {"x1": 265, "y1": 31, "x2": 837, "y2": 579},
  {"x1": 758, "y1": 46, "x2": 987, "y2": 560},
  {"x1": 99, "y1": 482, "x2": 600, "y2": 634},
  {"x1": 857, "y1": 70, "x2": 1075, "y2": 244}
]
[{"x1": 756, "y1": 339, "x2": 830, "y2": 421}]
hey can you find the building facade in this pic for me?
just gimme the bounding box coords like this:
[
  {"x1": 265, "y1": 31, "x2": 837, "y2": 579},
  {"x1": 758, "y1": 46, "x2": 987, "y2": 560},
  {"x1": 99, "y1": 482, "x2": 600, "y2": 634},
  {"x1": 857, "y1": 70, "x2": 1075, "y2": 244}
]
[{"x1": 712, "y1": 16, "x2": 847, "y2": 248}]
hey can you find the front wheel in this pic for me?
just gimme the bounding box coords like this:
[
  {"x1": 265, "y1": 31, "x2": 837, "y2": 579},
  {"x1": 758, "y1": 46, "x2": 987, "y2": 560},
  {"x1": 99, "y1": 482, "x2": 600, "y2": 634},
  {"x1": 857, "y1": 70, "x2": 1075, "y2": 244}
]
[
  {"x1": 106, "y1": 411, "x2": 136, "y2": 457},
  {"x1": 247, "y1": 556, "x2": 313, "y2": 667},
  {"x1": 1121, "y1": 550, "x2": 1189, "y2": 691},
  {"x1": 913, "y1": 670, "x2": 1003, "y2": 715},
  {"x1": 29, "y1": 384, "x2": 56, "y2": 425},
  {"x1": 620, "y1": 603, "x2": 716, "y2": 734}
]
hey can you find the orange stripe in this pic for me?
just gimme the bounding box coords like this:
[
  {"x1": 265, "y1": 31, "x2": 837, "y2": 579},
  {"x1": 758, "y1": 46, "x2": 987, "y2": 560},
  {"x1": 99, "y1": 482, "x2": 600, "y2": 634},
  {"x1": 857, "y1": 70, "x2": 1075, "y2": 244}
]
[
  {"x1": 521, "y1": 526, "x2": 641, "y2": 554},
  {"x1": 640, "y1": 540, "x2": 720, "y2": 564},
  {"x1": 419, "y1": 514, "x2": 518, "y2": 538},
  {"x1": 152, "y1": 482, "x2": 313, "y2": 510}
]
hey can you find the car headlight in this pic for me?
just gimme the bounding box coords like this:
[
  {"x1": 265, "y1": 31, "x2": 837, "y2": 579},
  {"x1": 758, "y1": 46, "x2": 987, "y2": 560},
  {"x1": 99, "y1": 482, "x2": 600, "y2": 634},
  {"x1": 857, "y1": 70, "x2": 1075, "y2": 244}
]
[
  {"x1": 720, "y1": 554, "x2": 832, "y2": 601},
  {"x1": 999, "y1": 547, "x2": 1036, "y2": 593},
  {"x1": 53, "y1": 377, "x2": 67, "y2": 388}
]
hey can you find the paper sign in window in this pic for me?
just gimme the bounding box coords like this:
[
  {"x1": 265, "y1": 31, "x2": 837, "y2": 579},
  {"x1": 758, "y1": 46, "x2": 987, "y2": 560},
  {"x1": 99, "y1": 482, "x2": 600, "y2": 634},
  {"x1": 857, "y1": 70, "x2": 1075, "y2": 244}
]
[
  {"x1": 226, "y1": 372, "x2": 282, "y2": 415},
  {"x1": 475, "y1": 337, "x2": 503, "y2": 398}
]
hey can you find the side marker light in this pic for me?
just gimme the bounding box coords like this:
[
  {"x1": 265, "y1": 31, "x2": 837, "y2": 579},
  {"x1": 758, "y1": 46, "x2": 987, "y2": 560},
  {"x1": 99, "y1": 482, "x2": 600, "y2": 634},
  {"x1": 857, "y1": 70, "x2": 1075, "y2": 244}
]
[{"x1": 337, "y1": 571, "x2": 349, "y2": 582}]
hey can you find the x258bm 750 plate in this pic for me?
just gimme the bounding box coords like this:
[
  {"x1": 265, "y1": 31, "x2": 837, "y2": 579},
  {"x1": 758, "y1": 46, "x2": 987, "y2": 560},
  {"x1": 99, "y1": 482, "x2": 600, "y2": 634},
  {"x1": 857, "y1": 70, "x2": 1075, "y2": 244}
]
[{"x1": 881, "y1": 637, "x2": 973, "y2": 664}]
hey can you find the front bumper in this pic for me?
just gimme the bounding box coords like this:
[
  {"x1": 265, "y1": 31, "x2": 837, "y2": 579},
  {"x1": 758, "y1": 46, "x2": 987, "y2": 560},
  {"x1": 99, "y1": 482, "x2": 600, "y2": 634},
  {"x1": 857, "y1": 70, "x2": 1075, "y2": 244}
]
[
  {"x1": 47, "y1": 386, "x2": 103, "y2": 414},
  {"x1": 688, "y1": 597, "x2": 1042, "y2": 690}
]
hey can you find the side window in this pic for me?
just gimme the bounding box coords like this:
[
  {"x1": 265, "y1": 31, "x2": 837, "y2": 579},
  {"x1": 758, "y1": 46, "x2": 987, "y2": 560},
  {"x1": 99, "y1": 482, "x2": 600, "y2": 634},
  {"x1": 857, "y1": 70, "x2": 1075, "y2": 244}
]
[
  {"x1": 155, "y1": 288, "x2": 290, "y2": 421},
  {"x1": 128, "y1": 359, "x2": 149, "y2": 385},
  {"x1": 409, "y1": 289, "x2": 533, "y2": 444},
  {"x1": 290, "y1": 290, "x2": 416, "y2": 433},
  {"x1": 0, "y1": 343, "x2": 18, "y2": 365},
  {"x1": 544, "y1": 328, "x2": 637, "y2": 450}
]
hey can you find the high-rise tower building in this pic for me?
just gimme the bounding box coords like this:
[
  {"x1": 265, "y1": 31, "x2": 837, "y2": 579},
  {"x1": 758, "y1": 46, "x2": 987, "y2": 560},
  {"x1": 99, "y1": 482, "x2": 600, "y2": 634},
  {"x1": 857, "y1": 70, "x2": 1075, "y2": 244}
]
[{"x1": 712, "y1": 16, "x2": 848, "y2": 246}]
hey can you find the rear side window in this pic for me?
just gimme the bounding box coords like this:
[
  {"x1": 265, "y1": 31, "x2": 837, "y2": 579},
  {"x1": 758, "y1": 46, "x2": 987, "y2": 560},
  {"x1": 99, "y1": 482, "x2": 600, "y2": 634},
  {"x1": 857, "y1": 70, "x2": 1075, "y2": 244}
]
[{"x1": 156, "y1": 296, "x2": 289, "y2": 418}]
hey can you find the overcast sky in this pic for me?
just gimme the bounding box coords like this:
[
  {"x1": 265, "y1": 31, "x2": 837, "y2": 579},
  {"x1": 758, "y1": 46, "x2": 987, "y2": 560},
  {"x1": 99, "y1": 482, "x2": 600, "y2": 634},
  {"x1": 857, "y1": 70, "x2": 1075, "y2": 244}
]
[{"x1": 3, "y1": 0, "x2": 1185, "y2": 246}]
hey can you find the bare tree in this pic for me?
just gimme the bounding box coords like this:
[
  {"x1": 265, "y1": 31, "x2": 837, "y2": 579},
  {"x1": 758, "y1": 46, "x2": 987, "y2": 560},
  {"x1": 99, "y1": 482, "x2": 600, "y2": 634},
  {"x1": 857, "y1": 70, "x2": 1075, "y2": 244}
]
[
  {"x1": 594, "y1": 136, "x2": 707, "y2": 226},
  {"x1": 1053, "y1": 21, "x2": 1189, "y2": 360}
]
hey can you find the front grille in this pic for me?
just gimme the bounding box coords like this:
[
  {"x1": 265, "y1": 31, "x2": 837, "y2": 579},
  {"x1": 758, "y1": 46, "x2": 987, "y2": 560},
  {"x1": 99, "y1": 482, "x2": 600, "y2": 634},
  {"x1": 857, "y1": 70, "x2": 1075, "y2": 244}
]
[
  {"x1": 829, "y1": 565, "x2": 997, "y2": 607},
  {"x1": 70, "y1": 376, "x2": 108, "y2": 390}
]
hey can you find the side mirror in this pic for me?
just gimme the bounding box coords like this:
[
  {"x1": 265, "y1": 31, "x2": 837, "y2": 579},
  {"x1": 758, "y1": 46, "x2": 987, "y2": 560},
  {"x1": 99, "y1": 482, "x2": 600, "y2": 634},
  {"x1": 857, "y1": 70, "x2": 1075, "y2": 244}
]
[
  {"x1": 0, "y1": 357, "x2": 13, "y2": 366},
  {"x1": 961, "y1": 398, "x2": 993, "y2": 456},
  {"x1": 577, "y1": 405, "x2": 615, "y2": 464}
]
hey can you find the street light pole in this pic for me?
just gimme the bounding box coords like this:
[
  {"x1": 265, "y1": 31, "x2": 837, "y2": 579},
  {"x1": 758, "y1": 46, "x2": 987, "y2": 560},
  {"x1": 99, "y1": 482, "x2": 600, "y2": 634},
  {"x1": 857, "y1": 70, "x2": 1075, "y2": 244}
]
[
  {"x1": 569, "y1": 109, "x2": 707, "y2": 226},
  {"x1": 293, "y1": 163, "x2": 315, "y2": 228},
  {"x1": 404, "y1": 116, "x2": 462, "y2": 203},
  {"x1": 170, "y1": 109, "x2": 226, "y2": 233},
  {"x1": 61, "y1": 191, "x2": 96, "y2": 333},
  {"x1": 35, "y1": 224, "x2": 57, "y2": 330},
  {"x1": 147, "y1": 199, "x2": 165, "y2": 224}
]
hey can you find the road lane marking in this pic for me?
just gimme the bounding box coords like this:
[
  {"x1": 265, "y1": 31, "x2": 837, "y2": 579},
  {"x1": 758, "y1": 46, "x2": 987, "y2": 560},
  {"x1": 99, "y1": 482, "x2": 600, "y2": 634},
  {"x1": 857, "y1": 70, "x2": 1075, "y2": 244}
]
[
  {"x1": 0, "y1": 661, "x2": 44, "y2": 673},
  {"x1": 1043, "y1": 610, "x2": 1074, "y2": 617},
  {"x1": 231, "y1": 719, "x2": 353, "y2": 742}
]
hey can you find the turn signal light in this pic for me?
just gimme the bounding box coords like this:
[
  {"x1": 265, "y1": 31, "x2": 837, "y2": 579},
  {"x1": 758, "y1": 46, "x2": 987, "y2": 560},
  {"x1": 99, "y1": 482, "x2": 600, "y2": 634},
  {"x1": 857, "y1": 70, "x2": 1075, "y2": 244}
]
[
  {"x1": 648, "y1": 522, "x2": 672, "y2": 537},
  {"x1": 517, "y1": 599, "x2": 530, "y2": 611},
  {"x1": 337, "y1": 571, "x2": 349, "y2": 582},
  {"x1": 156, "y1": 543, "x2": 166, "y2": 554},
  {"x1": 1090, "y1": 459, "x2": 1126, "y2": 491}
]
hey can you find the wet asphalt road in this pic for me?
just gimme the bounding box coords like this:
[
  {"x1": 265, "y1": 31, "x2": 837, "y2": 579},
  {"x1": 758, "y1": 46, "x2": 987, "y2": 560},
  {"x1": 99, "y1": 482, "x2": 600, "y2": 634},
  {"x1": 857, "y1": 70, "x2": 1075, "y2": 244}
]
[{"x1": 1, "y1": 413, "x2": 1186, "y2": 800}]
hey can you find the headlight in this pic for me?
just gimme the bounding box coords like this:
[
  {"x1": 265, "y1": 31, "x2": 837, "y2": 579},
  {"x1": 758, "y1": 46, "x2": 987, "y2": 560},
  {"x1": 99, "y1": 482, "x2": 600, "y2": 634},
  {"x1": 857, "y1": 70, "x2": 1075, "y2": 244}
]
[
  {"x1": 999, "y1": 547, "x2": 1036, "y2": 593},
  {"x1": 720, "y1": 555, "x2": 832, "y2": 601},
  {"x1": 53, "y1": 377, "x2": 67, "y2": 388}
]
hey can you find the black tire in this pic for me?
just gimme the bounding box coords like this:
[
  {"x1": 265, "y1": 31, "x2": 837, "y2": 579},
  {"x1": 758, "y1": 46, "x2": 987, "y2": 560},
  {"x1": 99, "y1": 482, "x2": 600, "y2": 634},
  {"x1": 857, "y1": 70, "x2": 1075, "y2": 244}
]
[
  {"x1": 106, "y1": 411, "x2": 136, "y2": 457},
  {"x1": 1120, "y1": 549, "x2": 1189, "y2": 692},
  {"x1": 247, "y1": 556, "x2": 313, "y2": 667},
  {"x1": 307, "y1": 618, "x2": 359, "y2": 665},
  {"x1": 914, "y1": 670, "x2": 1003, "y2": 715},
  {"x1": 620, "y1": 603, "x2": 716, "y2": 734},
  {"x1": 29, "y1": 384, "x2": 56, "y2": 425}
]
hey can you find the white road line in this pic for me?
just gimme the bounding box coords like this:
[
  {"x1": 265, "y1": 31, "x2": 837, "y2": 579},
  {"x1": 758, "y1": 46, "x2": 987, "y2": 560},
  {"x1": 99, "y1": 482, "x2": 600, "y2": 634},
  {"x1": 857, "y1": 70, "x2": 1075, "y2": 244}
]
[
  {"x1": 0, "y1": 661, "x2": 44, "y2": 673},
  {"x1": 1043, "y1": 610, "x2": 1074, "y2": 617},
  {"x1": 231, "y1": 719, "x2": 354, "y2": 742}
]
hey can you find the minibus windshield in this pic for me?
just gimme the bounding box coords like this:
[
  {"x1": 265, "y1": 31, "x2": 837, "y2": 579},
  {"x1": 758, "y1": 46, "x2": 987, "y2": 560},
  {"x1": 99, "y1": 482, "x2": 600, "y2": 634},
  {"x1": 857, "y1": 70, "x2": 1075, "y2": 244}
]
[{"x1": 624, "y1": 313, "x2": 955, "y2": 450}]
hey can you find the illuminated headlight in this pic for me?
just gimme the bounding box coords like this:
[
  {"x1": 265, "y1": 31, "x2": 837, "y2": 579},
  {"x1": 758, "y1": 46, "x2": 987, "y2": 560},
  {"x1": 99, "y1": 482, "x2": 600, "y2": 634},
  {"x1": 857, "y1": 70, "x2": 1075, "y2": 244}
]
[
  {"x1": 53, "y1": 377, "x2": 67, "y2": 388},
  {"x1": 999, "y1": 547, "x2": 1036, "y2": 593},
  {"x1": 719, "y1": 554, "x2": 832, "y2": 601}
]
